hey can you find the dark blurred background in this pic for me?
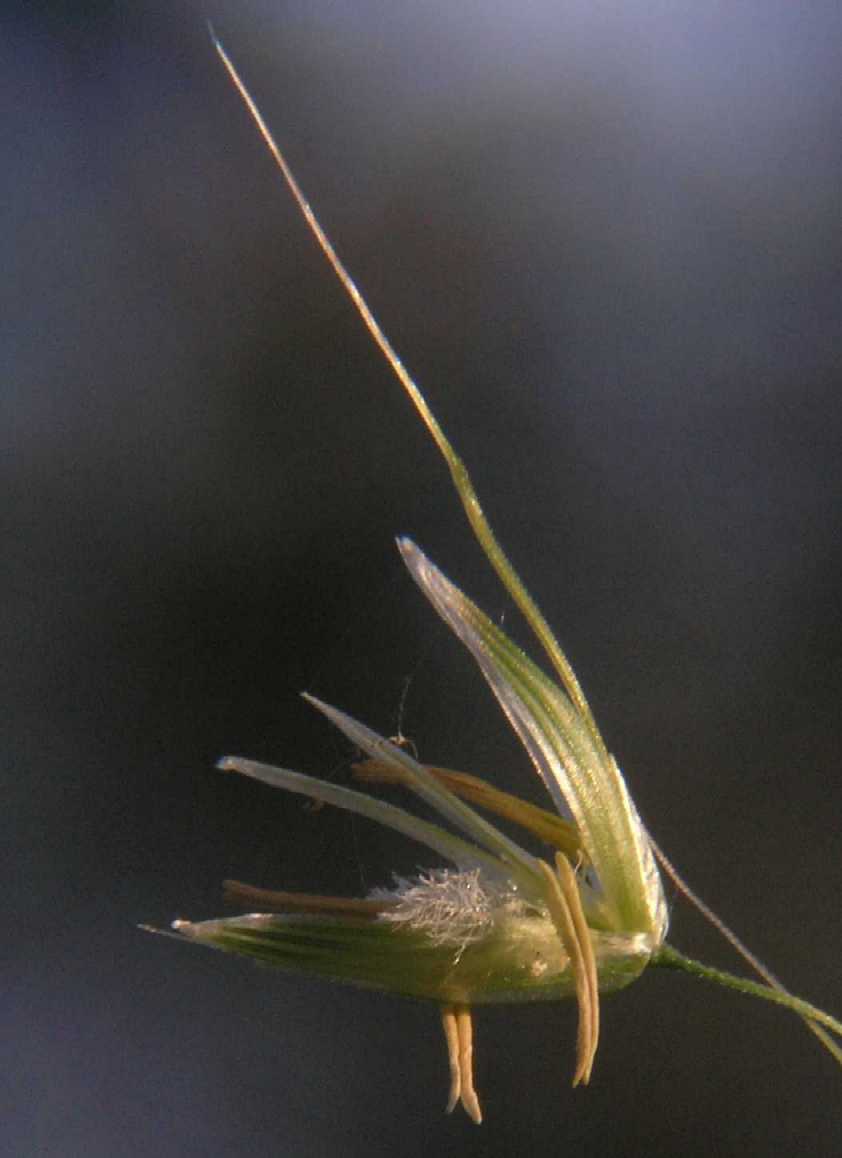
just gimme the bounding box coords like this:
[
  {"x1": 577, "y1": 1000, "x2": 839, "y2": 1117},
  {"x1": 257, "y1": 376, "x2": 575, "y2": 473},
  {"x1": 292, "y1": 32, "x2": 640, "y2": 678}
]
[{"x1": 4, "y1": 2, "x2": 842, "y2": 1155}]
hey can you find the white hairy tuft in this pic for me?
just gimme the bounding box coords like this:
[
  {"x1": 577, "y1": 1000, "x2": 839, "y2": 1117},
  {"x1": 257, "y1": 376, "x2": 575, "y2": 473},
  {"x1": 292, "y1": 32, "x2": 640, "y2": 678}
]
[{"x1": 372, "y1": 869, "x2": 525, "y2": 955}]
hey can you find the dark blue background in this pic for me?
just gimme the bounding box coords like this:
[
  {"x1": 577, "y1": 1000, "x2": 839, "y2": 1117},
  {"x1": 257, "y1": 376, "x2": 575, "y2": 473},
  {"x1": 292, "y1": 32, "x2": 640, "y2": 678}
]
[{"x1": 5, "y1": 3, "x2": 842, "y2": 1154}]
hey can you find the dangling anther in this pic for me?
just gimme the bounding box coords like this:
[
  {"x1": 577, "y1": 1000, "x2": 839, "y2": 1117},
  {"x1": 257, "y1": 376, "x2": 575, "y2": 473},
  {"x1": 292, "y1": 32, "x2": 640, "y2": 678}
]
[
  {"x1": 538, "y1": 856, "x2": 600, "y2": 1086},
  {"x1": 441, "y1": 1006, "x2": 461, "y2": 1113},
  {"x1": 440, "y1": 1004, "x2": 482, "y2": 1123},
  {"x1": 554, "y1": 852, "x2": 600, "y2": 1083}
]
